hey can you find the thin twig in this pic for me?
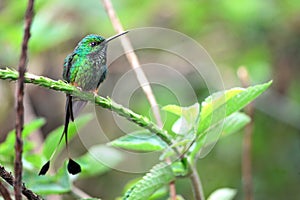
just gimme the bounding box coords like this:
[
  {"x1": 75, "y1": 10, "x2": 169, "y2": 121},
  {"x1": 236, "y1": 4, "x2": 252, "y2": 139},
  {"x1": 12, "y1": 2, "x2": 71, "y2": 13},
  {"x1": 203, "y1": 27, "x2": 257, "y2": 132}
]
[
  {"x1": 190, "y1": 163, "x2": 204, "y2": 200},
  {"x1": 0, "y1": 180, "x2": 12, "y2": 200},
  {"x1": 15, "y1": 0, "x2": 34, "y2": 199},
  {"x1": 100, "y1": 1, "x2": 177, "y2": 198},
  {"x1": 100, "y1": 0, "x2": 163, "y2": 128},
  {"x1": 0, "y1": 166, "x2": 42, "y2": 200},
  {"x1": 237, "y1": 67, "x2": 254, "y2": 200}
]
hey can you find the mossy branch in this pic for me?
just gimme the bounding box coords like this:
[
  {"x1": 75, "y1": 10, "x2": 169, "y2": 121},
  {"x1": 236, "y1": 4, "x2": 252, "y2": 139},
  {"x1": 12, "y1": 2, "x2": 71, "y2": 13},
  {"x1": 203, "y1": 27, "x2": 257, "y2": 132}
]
[{"x1": 0, "y1": 68, "x2": 172, "y2": 145}]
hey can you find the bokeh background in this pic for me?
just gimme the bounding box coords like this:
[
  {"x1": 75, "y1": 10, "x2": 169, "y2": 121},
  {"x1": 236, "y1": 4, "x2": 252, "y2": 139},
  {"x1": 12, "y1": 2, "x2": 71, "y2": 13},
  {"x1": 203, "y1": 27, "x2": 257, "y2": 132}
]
[{"x1": 0, "y1": 0, "x2": 300, "y2": 199}]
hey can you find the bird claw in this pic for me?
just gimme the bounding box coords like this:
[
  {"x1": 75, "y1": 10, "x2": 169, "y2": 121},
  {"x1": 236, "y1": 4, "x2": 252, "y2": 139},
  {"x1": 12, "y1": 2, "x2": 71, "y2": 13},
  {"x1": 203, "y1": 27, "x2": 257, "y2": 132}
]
[
  {"x1": 76, "y1": 86, "x2": 83, "y2": 91},
  {"x1": 93, "y1": 90, "x2": 98, "y2": 96}
]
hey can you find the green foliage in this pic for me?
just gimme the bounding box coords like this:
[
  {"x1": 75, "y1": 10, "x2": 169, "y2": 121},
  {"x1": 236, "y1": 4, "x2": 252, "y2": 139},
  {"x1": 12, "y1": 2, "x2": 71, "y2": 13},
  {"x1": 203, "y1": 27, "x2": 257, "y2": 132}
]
[
  {"x1": 109, "y1": 130, "x2": 168, "y2": 152},
  {"x1": 121, "y1": 81, "x2": 271, "y2": 199},
  {"x1": 198, "y1": 81, "x2": 272, "y2": 134},
  {"x1": 189, "y1": 81, "x2": 272, "y2": 159},
  {"x1": 23, "y1": 166, "x2": 71, "y2": 195},
  {"x1": 123, "y1": 162, "x2": 175, "y2": 200},
  {"x1": 221, "y1": 112, "x2": 251, "y2": 137},
  {"x1": 42, "y1": 114, "x2": 93, "y2": 159},
  {"x1": 0, "y1": 62, "x2": 271, "y2": 198},
  {"x1": 0, "y1": 118, "x2": 45, "y2": 166},
  {"x1": 0, "y1": 114, "x2": 122, "y2": 196},
  {"x1": 76, "y1": 145, "x2": 122, "y2": 178}
]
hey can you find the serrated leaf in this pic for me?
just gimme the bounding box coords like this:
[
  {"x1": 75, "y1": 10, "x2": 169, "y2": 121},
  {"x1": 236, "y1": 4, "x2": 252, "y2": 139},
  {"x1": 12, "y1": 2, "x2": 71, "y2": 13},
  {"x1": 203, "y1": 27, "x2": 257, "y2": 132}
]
[
  {"x1": 109, "y1": 130, "x2": 168, "y2": 152},
  {"x1": 77, "y1": 145, "x2": 123, "y2": 178},
  {"x1": 123, "y1": 162, "x2": 175, "y2": 200},
  {"x1": 198, "y1": 81, "x2": 272, "y2": 134},
  {"x1": 207, "y1": 188, "x2": 237, "y2": 200},
  {"x1": 42, "y1": 114, "x2": 93, "y2": 159}
]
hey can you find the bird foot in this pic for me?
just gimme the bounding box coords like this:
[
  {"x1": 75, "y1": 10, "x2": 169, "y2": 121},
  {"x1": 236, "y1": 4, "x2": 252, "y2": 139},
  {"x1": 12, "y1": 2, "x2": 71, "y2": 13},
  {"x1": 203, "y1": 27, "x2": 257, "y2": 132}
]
[
  {"x1": 93, "y1": 90, "x2": 98, "y2": 96},
  {"x1": 76, "y1": 86, "x2": 83, "y2": 91}
]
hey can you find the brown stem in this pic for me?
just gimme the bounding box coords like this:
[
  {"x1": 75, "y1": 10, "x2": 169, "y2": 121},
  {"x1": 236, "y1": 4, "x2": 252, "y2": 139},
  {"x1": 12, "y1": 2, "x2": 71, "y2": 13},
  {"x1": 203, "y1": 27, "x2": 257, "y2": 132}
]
[
  {"x1": 0, "y1": 166, "x2": 42, "y2": 200},
  {"x1": 100, "y1": 0, "x2": 163, "y2": 128},
  {"x1": 100, "y1": 0, "x2": 176, "y2": 198},
  {"x1": 190, "y1": 163, "x2": 204, "y2": 200},
  {"x1": 14, "y1": 0, "x2": 34, "y2": 199},
  {"x1": 237, "y1": 67, "x2": 254, "y2": 200},
  {"x1": 0, "y1": 180, "x2": 12, "y2": 200}
]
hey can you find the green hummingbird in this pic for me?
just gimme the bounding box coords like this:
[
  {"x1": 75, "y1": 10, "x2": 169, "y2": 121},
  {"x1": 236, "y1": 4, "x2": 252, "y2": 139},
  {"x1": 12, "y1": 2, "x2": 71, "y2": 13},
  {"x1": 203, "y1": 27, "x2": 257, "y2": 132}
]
[{"x1": 39, "y1": 31, "x2": 128, "y2": 175}]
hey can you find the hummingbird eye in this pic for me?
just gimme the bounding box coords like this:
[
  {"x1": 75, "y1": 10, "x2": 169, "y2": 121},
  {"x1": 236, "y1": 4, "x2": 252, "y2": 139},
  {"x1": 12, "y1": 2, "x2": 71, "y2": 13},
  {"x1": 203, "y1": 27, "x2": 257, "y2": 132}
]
[{"x1": 89, "y1": 41, "x2": 100, "y2": 47}]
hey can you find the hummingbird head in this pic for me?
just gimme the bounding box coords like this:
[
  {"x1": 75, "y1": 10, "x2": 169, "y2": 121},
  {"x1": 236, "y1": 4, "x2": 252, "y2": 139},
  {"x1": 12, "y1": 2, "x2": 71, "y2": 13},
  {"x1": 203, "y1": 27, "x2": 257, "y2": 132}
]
[
  {"x1": 75, "y1": 34, "x2": 106, "y2": 56},
  {"x1": 75, "y1": 31, "x2": 128, "y2": 56}
]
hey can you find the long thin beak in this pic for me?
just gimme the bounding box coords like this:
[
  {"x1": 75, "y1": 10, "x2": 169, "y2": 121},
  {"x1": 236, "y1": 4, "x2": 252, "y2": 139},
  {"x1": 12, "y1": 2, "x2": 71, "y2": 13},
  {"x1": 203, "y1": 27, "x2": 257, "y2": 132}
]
[{"x1": 105, "y1": 31, "x2": 129, "y2": 43}]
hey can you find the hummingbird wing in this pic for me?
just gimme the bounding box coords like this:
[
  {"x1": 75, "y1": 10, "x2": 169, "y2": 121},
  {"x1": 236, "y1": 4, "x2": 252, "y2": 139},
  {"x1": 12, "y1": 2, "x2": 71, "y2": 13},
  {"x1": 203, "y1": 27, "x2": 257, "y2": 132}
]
[{"x1": 63, "y1": 53, "x2": 87, "y2": 120}]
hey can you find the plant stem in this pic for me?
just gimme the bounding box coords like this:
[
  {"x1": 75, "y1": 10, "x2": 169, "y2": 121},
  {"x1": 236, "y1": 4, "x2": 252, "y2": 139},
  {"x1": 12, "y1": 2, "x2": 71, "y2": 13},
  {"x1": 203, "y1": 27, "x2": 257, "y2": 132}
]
[
  {"x1": 0, "y1": 69, "x2": 172, "y2": 145},
  {"x1": 14, "y1": 0, "x2": 34, "y2": 199},
  {"x1": 0, "y1": 180, "x2": 12, "y2": 200},
  {"x1": 190, "y1": 162, "x2": 205, "y2": 200},
  {"x1": 237, "y1": 67, "x2": 254, "y2": 200},
  {"x1": 100, "y1": 1, "x2": 176, "y2": 198},
  {"x1": 0, "y1": 166, "x2": 42, "y2": 200},
  {"x1": 101, "y1": 0, "x2": 163, "y2": 128}
]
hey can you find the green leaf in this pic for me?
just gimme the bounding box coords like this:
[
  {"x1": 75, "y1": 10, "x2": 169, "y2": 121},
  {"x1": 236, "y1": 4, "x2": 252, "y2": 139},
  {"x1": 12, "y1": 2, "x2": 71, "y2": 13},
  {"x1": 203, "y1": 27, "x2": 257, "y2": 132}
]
[
  {"x1": 149, "y1": 187, "x2": 168, "y2": 200},
  {"x1": 171, "y1": 159, "x2": 189, "y2": 177},
  {"x1": 42, "y1": 114, "x2": 93, "y2": 159},
  {"x1": 162, "y1": 105, "x2": 183, "y2": 116},
  {"x1": 23, "y1": 164, "x2": 71, "y2": 195},
  {"x1": 191, "y1": 112, "x2": 250, "y2": 157},
  {"x1": 190, "y1": 81, "x2": 271, "y2": 160},
  {"x1": 222, "y1": 112, "x2": 251, "y2": 137},
  {"x1": 77, "y1": 145, "x2": 123, "y2": 178},
  {"x1": 207, "y1": 188, "x2": 237, "y2": 200},
  {"x1": 198, "y1": 81, "x2": 272, "y2": 134},
  {"x1": 123, "y1": 162, "x2": 175, "y2": 200},
  {"x1": 163, "y1": 103, "x2": 200, "y2": 135},
  {"x1": 0, "y1": 118, "x2": 45, "y2": 163},
  {"x1": 109, "y1": 130, "x2": 168, "y2": 152}
]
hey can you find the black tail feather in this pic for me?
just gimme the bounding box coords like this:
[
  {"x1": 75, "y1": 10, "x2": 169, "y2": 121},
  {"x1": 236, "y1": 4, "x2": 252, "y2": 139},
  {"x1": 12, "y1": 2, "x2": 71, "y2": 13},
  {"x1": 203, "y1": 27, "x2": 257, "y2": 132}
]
[{"x1": 39, "y1": 94, "x2": 82, "y2": 175}]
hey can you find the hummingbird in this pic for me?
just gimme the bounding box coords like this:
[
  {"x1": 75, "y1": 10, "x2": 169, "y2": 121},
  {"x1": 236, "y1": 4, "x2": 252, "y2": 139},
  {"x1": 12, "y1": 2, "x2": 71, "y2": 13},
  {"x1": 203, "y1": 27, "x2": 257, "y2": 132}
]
[{"x1": 39, "y1": 31, "x2": 128, "y2": 175}]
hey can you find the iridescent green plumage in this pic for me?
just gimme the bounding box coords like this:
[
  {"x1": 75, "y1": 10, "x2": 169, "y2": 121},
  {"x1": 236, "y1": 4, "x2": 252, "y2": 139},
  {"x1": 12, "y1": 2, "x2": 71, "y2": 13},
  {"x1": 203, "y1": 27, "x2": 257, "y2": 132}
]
[
  {"x1": 62, "y1": 34, "x2": 109, "y2": 175},
  {"x1": 63, "y1": 34, "x2": 108, "y2": 91},
  {"x1": 39, "y1": 31, "x2": 128, "y2": 175}
]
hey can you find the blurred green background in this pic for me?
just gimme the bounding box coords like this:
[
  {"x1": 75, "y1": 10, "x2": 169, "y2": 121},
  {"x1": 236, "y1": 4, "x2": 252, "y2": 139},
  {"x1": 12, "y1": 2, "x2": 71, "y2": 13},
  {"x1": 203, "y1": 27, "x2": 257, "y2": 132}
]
[{"x1": 0, "y1": 0, "x2": 300, "y2": 199}]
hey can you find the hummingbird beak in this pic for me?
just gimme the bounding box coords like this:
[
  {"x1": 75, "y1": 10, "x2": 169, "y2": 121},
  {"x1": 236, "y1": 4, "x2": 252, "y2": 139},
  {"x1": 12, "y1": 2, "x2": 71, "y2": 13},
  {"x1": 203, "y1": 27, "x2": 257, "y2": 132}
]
[{"x1": 105, "y1": 31, "x2": 129, "y2": 43}]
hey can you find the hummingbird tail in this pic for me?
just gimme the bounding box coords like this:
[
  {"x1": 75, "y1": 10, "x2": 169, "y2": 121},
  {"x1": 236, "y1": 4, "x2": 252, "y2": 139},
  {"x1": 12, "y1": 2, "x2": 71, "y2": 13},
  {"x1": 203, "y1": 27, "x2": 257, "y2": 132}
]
[{"x1": 39, "y1": 94, "x2": 82, "y2": 175}]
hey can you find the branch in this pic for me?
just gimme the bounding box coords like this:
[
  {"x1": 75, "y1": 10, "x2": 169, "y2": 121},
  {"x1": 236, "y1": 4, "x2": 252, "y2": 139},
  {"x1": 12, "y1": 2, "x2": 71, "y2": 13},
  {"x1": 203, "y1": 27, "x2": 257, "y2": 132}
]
[
  {"x1": 0, "y1": 166, "x2": 42, "y2": 200},
  {"x1": 15, "y1": 0, "x2": 34, "y2": 199},
  {"x1": 237, "y1": 67, "x2": 254, "y2": 200},
  {"x1": 0, "y1": 68, "x2": 172, "y2": 145},
  {"x1": 189, "y1": 163, "x2": 204, "y2": 200},
  {"x1": 0, "y1": 179, "x2": 12, "y2": 200},
  {"x1": 101, "y1": 0, "x2": 163, "y2": 128},
  {"x1": 100, "y1": 1, "x2": 177, "y2": 198}
]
